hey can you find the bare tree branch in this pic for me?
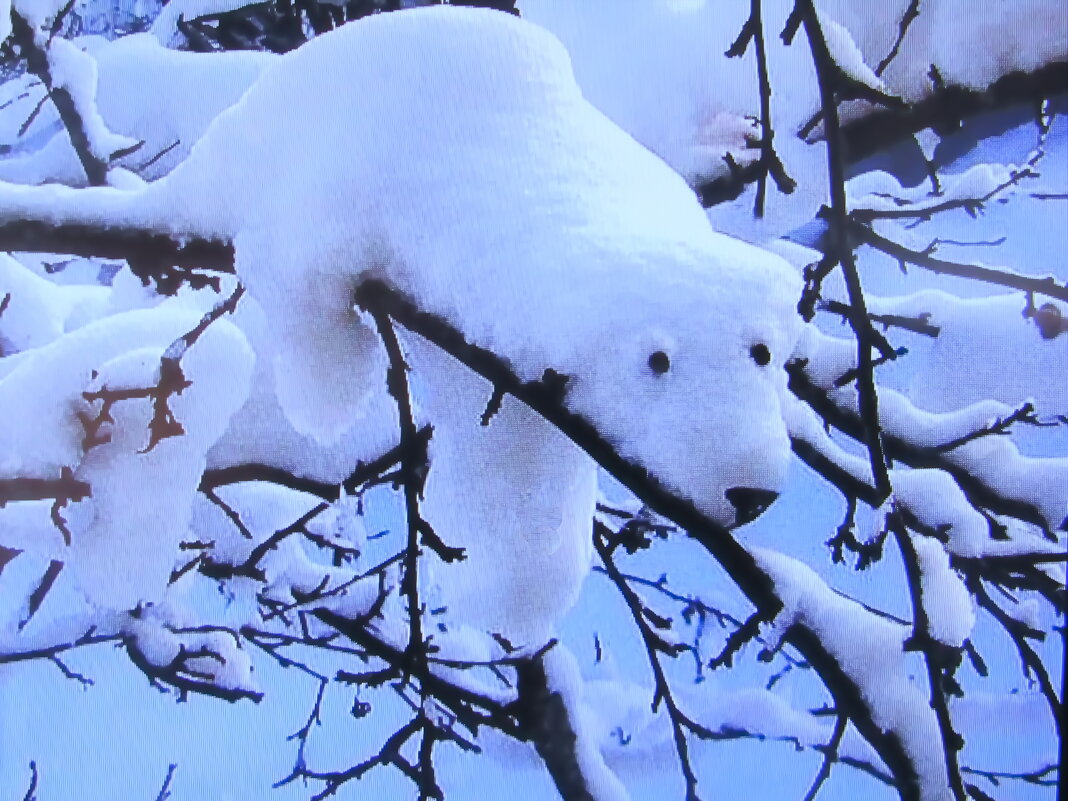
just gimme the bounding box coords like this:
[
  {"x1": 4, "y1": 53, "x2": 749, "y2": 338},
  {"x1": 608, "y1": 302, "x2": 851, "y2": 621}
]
[
  {"x1": 797, "y1": 0, "x2": 893, "y2": 498},
  {"x1": 8, "y1": 11, "x2": 109, "y2": 185},
  {"x1": 725, "y1": 0, "x2": 797, "y2": 217},
  {"x1": 22, "y1": 761, "x2": 38, "y2": 801},
  {"x1": 875, "y1": 0, "x2": 922, "y2": 76},
  {"x1": 595, "y1": 522, "x2": 704, "y2": 801},
  {"x1": 846, "y1": 219, "x2": 1068, "y2": 301},
  {"x1": 800, "y1": 712, "x2": 847, "y2": 801}
]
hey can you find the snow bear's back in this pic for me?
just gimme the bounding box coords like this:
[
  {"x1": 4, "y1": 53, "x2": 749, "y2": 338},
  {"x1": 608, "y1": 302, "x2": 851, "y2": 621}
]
[{"x1": 156, "y1": 6, "x2": 588, "y2": 235}]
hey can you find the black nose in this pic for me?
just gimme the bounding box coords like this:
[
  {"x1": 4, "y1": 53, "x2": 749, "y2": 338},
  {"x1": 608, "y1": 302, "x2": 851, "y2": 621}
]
[{"x1": 725, "y1": 487, "x2": 779, "y2": 526}]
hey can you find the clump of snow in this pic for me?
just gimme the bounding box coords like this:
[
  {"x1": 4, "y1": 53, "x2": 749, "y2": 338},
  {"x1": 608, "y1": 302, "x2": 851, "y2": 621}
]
[
  {"x1": 9, "y1": 0, "x2": 69, "y2": 30},
  {"x1": 45, "y1": 38, "x2": 140, "y2": 163},
  {"x1": 781, "y1": 390, "x2": 876, "y2": 488},
  {"x1": 0, "y1": 259, "x2": 201, "y2": 350},
  {"x1": 123, "y1": 615, "x2": 182, "y2": 666},
  {"x1": 306, "y1": 488, "x2": 367, "y2": 553},
  {"x1": 191, "y1": 480, "x2": 323, "y2": 556},
  {"x1": 908, "y1": 533, "x2": 975, "y2": 648},
  {"x1": 0, "y1": 305, "x2": 253, "y2": 609},
  {"x1": 889, "y1": 468, "x2": 988, "y2": 557},
  {"x1": 151, "y1": 0, "x2": 264, "y2": 48},
  {"x1": 542, "y1": 644, "x2": 631, "y2": 801},
  {"x1": 0, "y1": 34, "x2": 112, "y2": 155},
  {"x1": 888, "y1": 467, "x2": 1064, "y2": 560},
  {"x1": 914, "y1": 125, "x2": 941, "y2": 154},
  {"x1": 579, "y1": 659, "x2": 886, "y2": 776},
  {"x1": 71, "y1": 330, "x2": 252, "y2": 608},
  {"x1": 205, "y1": 294, "x2": 400, "y2": 486},
  {"x1": 257, "y1": 538, "x2": 362, "y2": 607},
  {"x1": 882, "y1": 390, "x2": 1068, "y2": 533},
  {"x1": 848, "y1": 163, "x2": 1022, "y2": 216},
  {"x1": 0, "y1": 6, "x2": 139, "y2": 172},
  {"x1": 1000, "y1": 594, "x2": 1043, "y2": 631},
  {"x1": 817, "y1": 8, "x2": 887, "y2": 94},
  {"x1": 795, "y1": 327, "x2": 1068, "y2": 532},
  {"x1": 822, "y1": 0, "x2": 1067, "y2": 103},
  {"x1": 0, "y1": 253, "x2": 108, "y2": 354},
  {"x1": 0, "y1": 307, "x2": 198, "y2": 478},
  {"x1": 425, "y1": 624, "x2": 498, "y2": 668},
  {"x1": 123, "y1": 615, "x2": 260, "y2": 695},
  {"x1": 104, "y1": 166, "x2": 146, "y2": 190},
  {"x1": 90, "y1": 34, "x2": 272, "y2": 178},
  {"x1": 189, "y1": 481, "x2": 387, "y2": 620}
]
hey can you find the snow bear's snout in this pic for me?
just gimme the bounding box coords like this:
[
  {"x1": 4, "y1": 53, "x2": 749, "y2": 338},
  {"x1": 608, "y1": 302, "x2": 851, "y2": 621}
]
[{"x1": 724, "y1": 486, "x2": 780, "y2": 527}]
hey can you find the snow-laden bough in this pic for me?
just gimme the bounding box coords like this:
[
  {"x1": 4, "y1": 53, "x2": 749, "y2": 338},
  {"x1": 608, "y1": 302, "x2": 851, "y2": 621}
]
[{"x1": 0, "y1": 305, "x2": 254, "y2": 609}]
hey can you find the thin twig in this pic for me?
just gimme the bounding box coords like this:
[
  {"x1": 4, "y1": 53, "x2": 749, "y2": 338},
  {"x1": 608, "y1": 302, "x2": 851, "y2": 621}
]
[
  {"x1": 153, "y1": 764, "x2": 178, "y2": 801},
  {"x1": 801, "y1": 713, "x2": 848, "y2": 801},
  {"x1": 23, "y1": 761, "x2": 38, "y2": 801},
  {"x1": 594, "y1": 522, "x2": 705, "y2": 801},
  {"x1": 847, "y1": 220, "x2": 1068, "y2": 302},
  {"x1": 875, "y1": 0, "x2": 922, "y2": 76}
]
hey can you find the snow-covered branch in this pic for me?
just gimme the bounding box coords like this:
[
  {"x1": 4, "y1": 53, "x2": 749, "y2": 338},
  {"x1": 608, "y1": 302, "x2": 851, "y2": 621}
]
[
  {"x1": 794, "y1": 376, "x2": 1067, "y2": 538},
  {"x1": 7, "y1": 6, "x2": 139, "y2": 185},
  {"x1": 0, "y1": 215, "x2": 234, "y2": 288},
  {"x1": 841, "y1": 59, "x2": 1068, "y2": 165}
]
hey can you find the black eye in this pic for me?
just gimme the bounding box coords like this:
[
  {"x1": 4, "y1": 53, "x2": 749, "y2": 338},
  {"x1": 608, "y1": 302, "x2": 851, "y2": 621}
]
[
  {"x1": 750, "y1": 344, "x2": 771, "y2": 366},
  {"x1": 648, "y1": 350, "x2": 671, "y2": 375}
]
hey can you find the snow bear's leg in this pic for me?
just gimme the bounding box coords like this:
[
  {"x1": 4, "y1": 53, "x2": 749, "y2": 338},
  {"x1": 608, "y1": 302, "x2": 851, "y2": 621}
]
[
  {"x1": 234, "y1": 233, "x2": 387, "y2": 445},
  {"x1": 410, "y1": 337, "x2": 598, "y2": 650}
]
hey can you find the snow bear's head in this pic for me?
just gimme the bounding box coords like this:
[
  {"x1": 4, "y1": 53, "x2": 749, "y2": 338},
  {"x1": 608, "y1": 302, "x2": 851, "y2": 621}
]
[{"x1": 533, "y1": 236, "x2": 803, "y2": 530}]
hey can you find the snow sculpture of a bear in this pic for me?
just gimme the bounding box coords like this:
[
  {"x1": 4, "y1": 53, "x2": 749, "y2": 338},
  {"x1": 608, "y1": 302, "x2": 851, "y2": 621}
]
[{"x1": 2, "y1": 7, "x2": 801, "y2": 634}]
